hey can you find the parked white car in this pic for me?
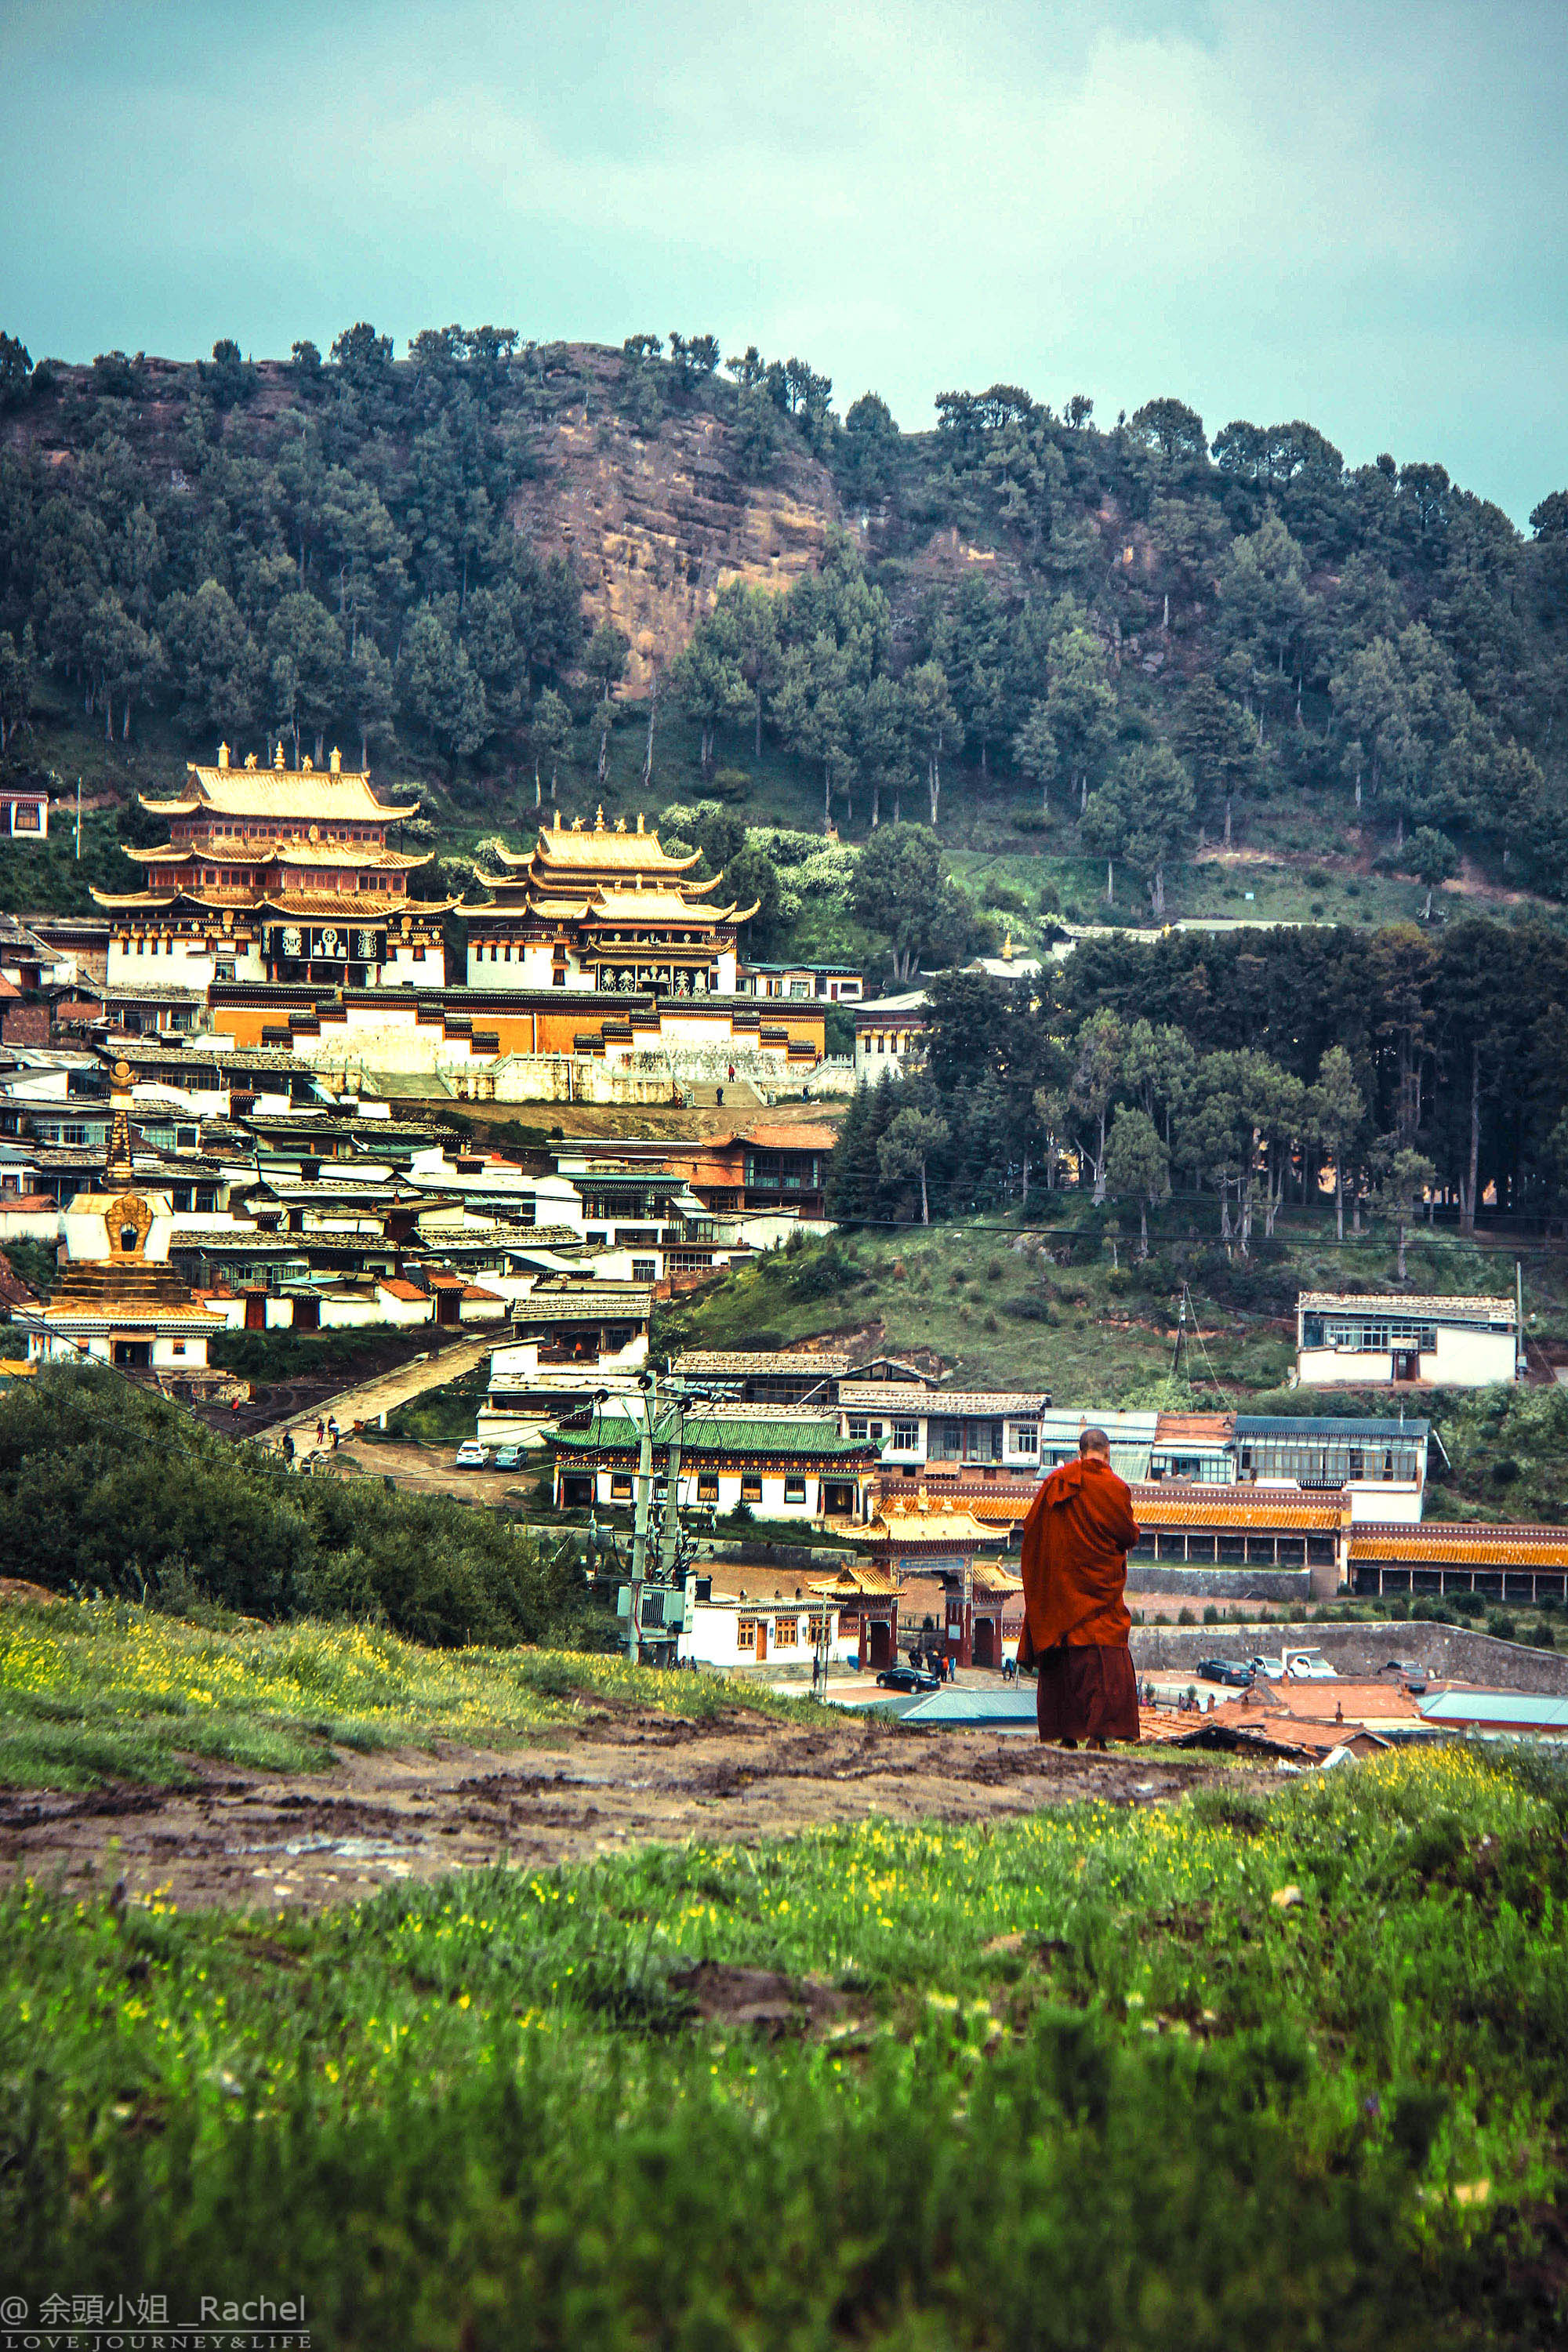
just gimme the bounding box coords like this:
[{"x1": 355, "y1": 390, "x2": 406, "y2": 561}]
[
  {"x1": 1250, "y1": 1648, "x2": 1338, "y2": 1682},
  {"x1": 455, "y1": 1439, "x2": 490, "y2": 1468}
]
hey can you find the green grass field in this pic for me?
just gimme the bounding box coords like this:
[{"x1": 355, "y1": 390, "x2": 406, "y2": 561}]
[
  {"x1": 0, "y1": 1602, "x2": 808, "y2": 1790},
  {"x1": 5, "y1": 1743, "x2": 1566, "y2": 2343}
]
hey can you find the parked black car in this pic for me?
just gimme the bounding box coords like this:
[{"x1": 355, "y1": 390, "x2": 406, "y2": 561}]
[
  {"x1": 1196, "y1": 1657, "x2": 1254, "y2": 1687},
  {"x1": 876, "y1": 1667, "x2": 942, "y2": 1693}
]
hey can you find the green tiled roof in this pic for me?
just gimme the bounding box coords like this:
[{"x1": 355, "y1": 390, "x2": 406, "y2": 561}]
[{"x1": 553, "y1": 1411, "x2": 869, "y2": 1461}]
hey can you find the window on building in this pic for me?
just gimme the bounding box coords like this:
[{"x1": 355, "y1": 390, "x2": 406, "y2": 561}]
[
  {"x1": 784, "y1": 1474, "x2": 806, "y2": 1504},
  {"x1": 610, "y1": 1473, "x2": 633, "y2": 1501},
  {"x1": 631, "y1": 1258, "x2": 657, "y2": 1282},
  {"x1": 891, "y1": 1421, "x2": 919, "y2": 1451},
  {"x1": 848, "y1": 1417, "x2": 868, "y2": 1442},
  {"x1": 875, "y1": 1034, "x2": 884, "y2": 1052},
  {"x1": 1008, "y1": 1421, "x2": 1038, "y2": 1455},
  {"x1": 807, "y1": 1613, "x2": 833, "y2": 1646},
  {"x1": 59, "y1": 1123, "x2": 89, "y2": 1146},
  {"x1": 736, "y1": 1617, "x2": 757, "y2": 1650},
  {"x1": 741, "y1": 1474, "x2": 763, "y2": 1504},
  {"x1": 697, "y1": 1472, "x2": 719, "y2": 1503},
  {"x1": 773, "y1": 1615, "x2": 799, "y2": 1648}
]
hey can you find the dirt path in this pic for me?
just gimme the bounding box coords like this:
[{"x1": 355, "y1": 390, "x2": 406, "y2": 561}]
[{"x1": 0, "y1": 1712, "x2": 1214, "y2": 1914}]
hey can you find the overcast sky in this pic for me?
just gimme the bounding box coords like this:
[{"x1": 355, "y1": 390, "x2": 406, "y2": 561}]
[{"x1": 2, "y1": 0, "x2": 1563, "y2": 524}]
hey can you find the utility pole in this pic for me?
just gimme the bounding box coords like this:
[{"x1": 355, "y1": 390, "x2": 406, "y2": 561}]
[
  {"x1": 74, "y1": 775, "x2": 82, "y2": 862},
  {"x1": 1171, "y1": 1285, "x2": 1188, "y2": 1380},
  {"x1": 1517, "y1": 1259, "x2": 1526, "y2": 1381},
  {"x1": 626, "y1": 1374, "x2": 657, "y2": 1662}
]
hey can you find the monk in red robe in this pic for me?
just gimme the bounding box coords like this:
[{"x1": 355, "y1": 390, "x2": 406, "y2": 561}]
[{"x1": 1018, "y1": 1425, "x2": 1142, "y2": 1748}]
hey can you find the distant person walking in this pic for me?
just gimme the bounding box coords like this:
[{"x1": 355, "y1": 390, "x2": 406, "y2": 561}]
[
  {"x1": 281, "y1": 1430, "x2": 296, "y2": 1465},
  {"x1": 315, "y1": 1416, "x2": 325, "y2": 1448},
  {"x1": 328, "y1": 1414, "x2": 340, "y2": 1450},
  {"x1": 1018, "y1": 1426, "x2": 1141, "y2": 1750}
]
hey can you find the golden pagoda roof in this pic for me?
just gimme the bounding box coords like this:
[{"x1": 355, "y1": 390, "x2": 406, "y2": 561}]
[
  {"x1": 90, "y1": 886, "x2": 458, "y2": 916},
  {"x1": 867, "y1": 1496, "x2": 1010, "y2": 1548},
  {"x1": 582, "y1": 884, "x2": 748, "y2": 924},
  {"x1": 121, "y1": 840, "x2": 432, "y2": 871},
  {"x1": 140, "y1": 744, "x2": 419, "y2": 824},
  {"x1": 458, "y1": 881, "x2": 757, "y2": 926},
  {"x1": 492, "y1": 811, "x2": 702, "y2": 877}
]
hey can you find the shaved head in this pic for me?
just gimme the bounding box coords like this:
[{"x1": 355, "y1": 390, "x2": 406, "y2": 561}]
[{"x1": 1079, "y1": 1427, "x2": 1112, "y2": 1460}]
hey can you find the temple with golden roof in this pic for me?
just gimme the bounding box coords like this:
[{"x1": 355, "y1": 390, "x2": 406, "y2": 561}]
[
  {"x1": 93, "y1": 743, "x2": 454, "y2": 989},
  {"x1": 459, "y1": 808, "x2": 758, "y2": 995}
]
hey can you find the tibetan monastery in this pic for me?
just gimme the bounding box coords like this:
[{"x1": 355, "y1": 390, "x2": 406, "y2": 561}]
[
  {"x1": 94, "y1": 743, "x2": 452, "y2": 989},
  {"x1": 460, "y1": 808, "x2": 757, "y2": 995}
]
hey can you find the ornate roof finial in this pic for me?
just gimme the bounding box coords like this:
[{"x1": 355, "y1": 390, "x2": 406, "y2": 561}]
[
  {"x1": 244, "y1": 751, "x2": 258, "y2": 770},
  {"x1": 217, "y1": 741, "x2": 230, "y2": 769},
  {"x1": 571, "y1": 815, "x2": 584, "y2": 832},
  {"x1": 302, "y1": 753, "x2": 314, "y2": 772},
  {"x1": 636, "y1": 811, "x2": 645, "y2": 835},
  {"x1": 614, "y1": 815, "x2": 626, "y2": 833},
  {"x1": 553, "y1": 808, "x2": 561, "y2": 830},
  {"x1": 273, "y1": 741, "x2": 285, "y2": 770},
  {"x1": 1003, "y1": 931, "x2": 1012, "y2": 960},
  {"x1": 594, "y1": 805, "x2": 605, "y2": 831},
  {"x1": 103, "y1": 1058, "x2": 137, "y2": 1187}
]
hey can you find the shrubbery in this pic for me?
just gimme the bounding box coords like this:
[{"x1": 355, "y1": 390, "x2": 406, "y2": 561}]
[{"x1": 0, "y1": 1366, "x2": 608, "y2": 1649}]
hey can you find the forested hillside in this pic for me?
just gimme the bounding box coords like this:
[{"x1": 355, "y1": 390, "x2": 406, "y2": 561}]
[
  {"x1": 828, "y1": 923, "x2": 1568, "y2": 1237},
  {"x1": 1, "y1": 321, "x2": 1565, "y2": 947}
]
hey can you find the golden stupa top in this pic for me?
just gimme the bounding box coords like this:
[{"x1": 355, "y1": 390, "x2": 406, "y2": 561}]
[
  {"x1": 492, "y1": 806, "x2": 702, "y2": 877},
  {"x1": 140, "y1": 742, "x2": 419, "y2": 825}
]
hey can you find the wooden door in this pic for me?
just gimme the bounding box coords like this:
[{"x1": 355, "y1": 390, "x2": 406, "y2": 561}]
[{"x1": 754, "y1": 1621, "x2": 768, "y2": 1662}]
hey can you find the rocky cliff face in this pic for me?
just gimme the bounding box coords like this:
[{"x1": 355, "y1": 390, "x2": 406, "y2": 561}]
[{"x1": 511, "y1": 349, "x2": 840, "y2": 693}]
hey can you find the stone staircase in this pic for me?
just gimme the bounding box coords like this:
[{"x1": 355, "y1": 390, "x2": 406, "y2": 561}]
[{"x1": 681, "y1": 1078, "x2": 767, "y2": 1109}]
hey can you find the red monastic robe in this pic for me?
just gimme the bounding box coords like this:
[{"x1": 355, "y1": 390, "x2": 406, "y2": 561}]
[{"x1": 1018, "y1": 1454, "x2": 1142, "y2": 1743}]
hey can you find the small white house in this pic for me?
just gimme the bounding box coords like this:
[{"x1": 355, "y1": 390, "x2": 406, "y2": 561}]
[
  {"x1": 0, "y1": 1192, "x2": 58, "y2": 1244},
  {"x1": 678, "y1": 1595, "x2": 851, "y2": 1668},
  {"x1": 1297, "y1": 1292, "x2": 1518, "y2": 1388},
  {"x1": 551, "y1": 1407, "x2": 873, "y2": 1523},
  {"x1": 837, "y1": 1385, "x2": 1048, "y2": 1475}
]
